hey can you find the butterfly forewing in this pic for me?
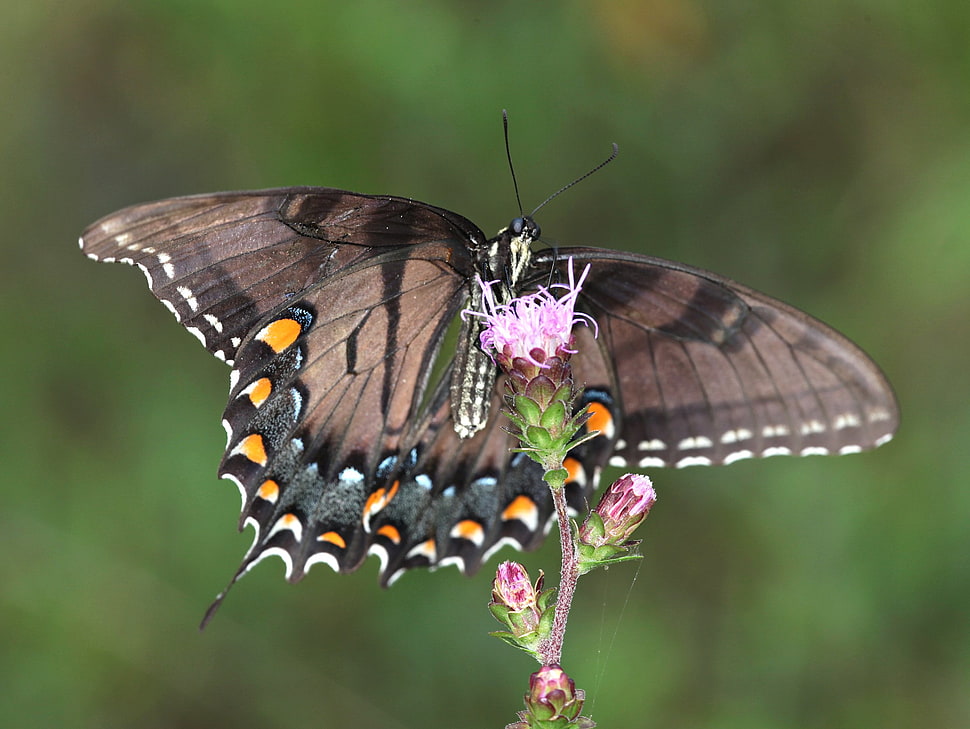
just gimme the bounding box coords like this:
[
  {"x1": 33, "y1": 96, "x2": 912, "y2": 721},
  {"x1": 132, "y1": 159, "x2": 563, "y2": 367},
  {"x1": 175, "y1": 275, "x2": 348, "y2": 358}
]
[
  {"x1": 534, "y1": 248, "x2": 899, "y2": 469},
  {"x1": 79, "y1": 188, "x2": 489, "y2": 366}
]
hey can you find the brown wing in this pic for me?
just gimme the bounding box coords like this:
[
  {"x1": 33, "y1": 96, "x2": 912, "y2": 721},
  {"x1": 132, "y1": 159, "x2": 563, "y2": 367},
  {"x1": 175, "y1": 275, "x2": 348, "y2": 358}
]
[
  {"x1": 534, "y1": 248, "x2": 899, "y2": 468},
  {"x1": 80, "y1": 187, "x2": 487, "y2": 365}
]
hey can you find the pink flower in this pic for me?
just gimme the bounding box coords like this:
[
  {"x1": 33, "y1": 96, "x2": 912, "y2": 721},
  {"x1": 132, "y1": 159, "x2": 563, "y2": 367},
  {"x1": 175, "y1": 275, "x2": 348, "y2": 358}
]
[
  {"x1": 462, "y1": 258, "x2": 599, "y2": 469},
  {"x1": 467, "y1": 258, "x2": 596, "y2": 369}
]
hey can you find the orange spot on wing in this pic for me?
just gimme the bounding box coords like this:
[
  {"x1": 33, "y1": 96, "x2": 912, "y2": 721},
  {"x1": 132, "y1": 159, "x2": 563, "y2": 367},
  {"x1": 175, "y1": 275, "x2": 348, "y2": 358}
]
[
  {"x1": 237, "y1": 434, "x2": 267, "y2": 466},
  {"x1": 318, "y1": 531, "x2": 346, "y2": 549},
  {"x1": 413, "y1": 539, "x2": 436, "y2": 560},
  {"x1": 247, "y1": 377, "x2": 272, "y2": 406},
  {"x1": 363, "y1": 480, "x2": 401, "y2": 519},
  {"x1": 377, "y1": 524, "x2": 402, "y2": 544},
  {"x1": 257, "y1": 479, "x2": 279, "y2": 502},
  {"x1": 501, "y1": 495, "x2": 537, "y2": 522},
  {"x1": 586, "y1": 402, "x2": 614, "y2": 438},
  {"x1": 269, "y1": 512, "x2": 303, "y2": 541},
  {"x1": 563, "y1": 457, "x2": 583, "y2": 485},
  {"x1": 451, "y1": 519, "x2": 484, "y2": 546},
  {"x1": 256, "y1": 318, "x2": 302, "y2": 353}
]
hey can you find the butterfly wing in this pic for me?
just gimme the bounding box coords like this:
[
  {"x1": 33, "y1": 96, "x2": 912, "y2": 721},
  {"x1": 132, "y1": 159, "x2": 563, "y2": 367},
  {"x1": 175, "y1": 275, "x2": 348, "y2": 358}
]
[
  {"x1": 533, "y1": 248, "x2": 899, "y2": 469},
  {"x1": 81, "y1": 189, "x2": 605, "y2": 604},
  {"x1": 81, "y1": 188, "x2": 899, "y2": 607}
]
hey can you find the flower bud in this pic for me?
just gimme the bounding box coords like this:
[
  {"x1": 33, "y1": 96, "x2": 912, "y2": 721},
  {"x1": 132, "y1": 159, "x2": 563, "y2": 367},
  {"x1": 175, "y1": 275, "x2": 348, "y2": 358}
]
[
  {"x1": 582, "y1": 473, "x2": 656, "y2": 547},
  {"x1": 493, "y1": 561, "x2": 538, "y2": 614},
  {"x1": 489, "y1": 562, "x2": 555, "y2": 656},
  {"x1": 509, "y1": 664, "x2": 596, "y2": 728},
  {"x1": 577, "y1": 474, "x2": 657, "y2": 574}
]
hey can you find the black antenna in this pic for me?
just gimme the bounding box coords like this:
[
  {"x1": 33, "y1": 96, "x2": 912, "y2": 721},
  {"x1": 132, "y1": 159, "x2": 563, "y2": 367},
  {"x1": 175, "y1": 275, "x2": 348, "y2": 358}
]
[
  {"x1": 502, "y1": 110, "x2": 524, "y2": 216},
  {"x1": 530, "y1": 142, "x2": 619, "y2": 217},
  {"x1": 503, "y1": 110, "x2": 618, "y2": 218}
]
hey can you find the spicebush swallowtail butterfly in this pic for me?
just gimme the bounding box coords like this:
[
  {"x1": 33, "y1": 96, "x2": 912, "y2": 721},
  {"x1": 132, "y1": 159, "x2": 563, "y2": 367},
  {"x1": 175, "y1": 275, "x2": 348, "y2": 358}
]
[{"x1": 80, "y1": 178, "x2": 898, "y2": 607}]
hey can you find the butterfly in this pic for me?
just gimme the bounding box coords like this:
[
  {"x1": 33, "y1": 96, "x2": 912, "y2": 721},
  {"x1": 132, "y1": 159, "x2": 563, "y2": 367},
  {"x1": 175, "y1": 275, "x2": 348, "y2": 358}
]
[{"x1": 80, "y1": 182, "x2": 899, "y2": 611}]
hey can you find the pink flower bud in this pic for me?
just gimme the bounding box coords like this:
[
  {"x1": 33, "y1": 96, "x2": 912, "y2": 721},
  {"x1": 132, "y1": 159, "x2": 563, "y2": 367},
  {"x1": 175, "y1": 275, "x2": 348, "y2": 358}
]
[
  {"x1": 493, "y1": 561, "x2": 536, "y2": 612},
  {"x1": 580, "y1": 473, "x2": 657, "y2": 548},
  {"x1": 524, "y1": 664, "x2": 587, "y2": 723}
]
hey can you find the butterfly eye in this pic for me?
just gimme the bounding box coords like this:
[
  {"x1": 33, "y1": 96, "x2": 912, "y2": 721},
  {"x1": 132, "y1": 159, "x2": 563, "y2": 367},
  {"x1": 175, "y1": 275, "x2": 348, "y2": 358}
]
[{"x1": 510, "y1": 216, "x2": 541, "y2": 239}]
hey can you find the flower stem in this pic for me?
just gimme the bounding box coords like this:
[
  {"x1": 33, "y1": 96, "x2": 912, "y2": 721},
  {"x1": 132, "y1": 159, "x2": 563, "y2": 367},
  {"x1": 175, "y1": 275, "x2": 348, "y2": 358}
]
[{"x1": 539, "y1": 482, "x2": 581, "y2": 665}]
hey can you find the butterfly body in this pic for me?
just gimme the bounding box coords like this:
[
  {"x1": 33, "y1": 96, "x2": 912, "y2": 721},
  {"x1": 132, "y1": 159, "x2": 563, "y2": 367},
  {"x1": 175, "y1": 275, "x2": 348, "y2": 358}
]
[{"x1": 80, "y1": 186, "x2": 898, "y2": 596}]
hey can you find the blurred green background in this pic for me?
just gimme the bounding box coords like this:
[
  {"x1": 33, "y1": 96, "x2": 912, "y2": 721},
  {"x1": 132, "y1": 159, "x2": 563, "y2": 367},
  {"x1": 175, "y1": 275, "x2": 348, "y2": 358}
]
[{"x1": 3, "y1": 1, "x2": 968, "y2": 727}]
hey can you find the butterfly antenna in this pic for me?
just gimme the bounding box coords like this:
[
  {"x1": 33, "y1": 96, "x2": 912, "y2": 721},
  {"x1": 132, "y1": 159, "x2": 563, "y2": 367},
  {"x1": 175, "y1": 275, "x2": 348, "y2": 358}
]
[
  {"x1": 503, "y1": 110, "x2": 525, "y2": 216},
  {"x1": 530, "y1": 142, "x2": 619, "y2": 217}
]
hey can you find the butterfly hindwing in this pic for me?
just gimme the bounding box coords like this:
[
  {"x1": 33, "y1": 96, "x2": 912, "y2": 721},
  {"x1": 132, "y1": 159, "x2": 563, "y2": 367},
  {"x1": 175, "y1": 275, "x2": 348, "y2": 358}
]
[
  {"x1": 218, "y1": 241, "x2": 478, "y2": 580},
  {"x1": 219, "y1": 316, "x2": 604, "y2": 586}
]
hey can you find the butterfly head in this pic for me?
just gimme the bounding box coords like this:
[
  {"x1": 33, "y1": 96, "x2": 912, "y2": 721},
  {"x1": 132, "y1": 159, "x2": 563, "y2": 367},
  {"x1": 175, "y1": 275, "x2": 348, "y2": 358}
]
[{"x1": 499, "y1": 216, "x2": 540, "y2": 292}]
